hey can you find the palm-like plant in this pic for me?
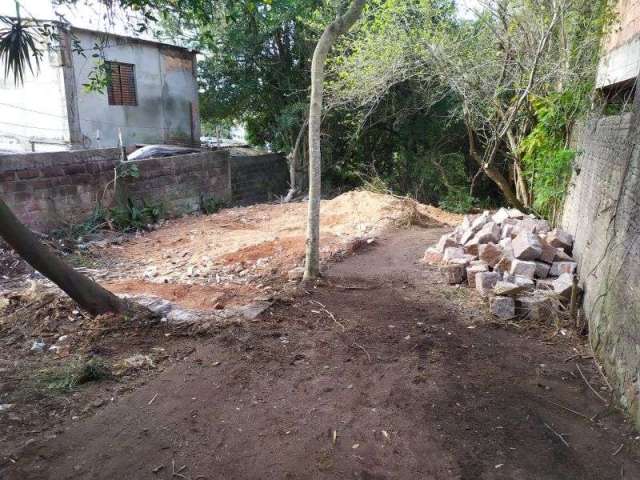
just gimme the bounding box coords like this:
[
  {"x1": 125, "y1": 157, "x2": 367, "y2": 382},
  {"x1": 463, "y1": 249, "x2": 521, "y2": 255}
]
[{"x1": 0, "y1": 3, "x2": 41, "y2": 86}]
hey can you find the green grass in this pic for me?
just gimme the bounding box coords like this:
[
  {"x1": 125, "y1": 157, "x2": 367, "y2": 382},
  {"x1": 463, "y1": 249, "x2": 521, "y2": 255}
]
[{"x1": 34, "y1": 357, "x2": 111, "y2": 393}]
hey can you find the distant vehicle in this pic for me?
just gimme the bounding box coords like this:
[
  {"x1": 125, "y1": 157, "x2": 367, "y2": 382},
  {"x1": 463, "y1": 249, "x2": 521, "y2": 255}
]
[{"x1": 128, "y1": 144, "x2": 200, "y2": 161}]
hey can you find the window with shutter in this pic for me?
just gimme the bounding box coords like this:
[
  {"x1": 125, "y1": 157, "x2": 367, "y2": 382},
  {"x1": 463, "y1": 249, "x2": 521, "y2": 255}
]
[{"x1": 106, "y1": 61, "x2": 137, "y2": 106}]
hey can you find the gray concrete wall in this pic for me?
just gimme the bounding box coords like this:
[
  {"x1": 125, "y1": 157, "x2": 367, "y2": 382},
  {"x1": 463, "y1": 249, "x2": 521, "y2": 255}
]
[
  {"x1": 596, "y1": 0, "x2": 640, "y2": 87},
  {"x1": 562, "y1": 112, "x2": 640, "y2": 424},
  {"x1": 71, "y1": 29, "x2": 200, "y2": 149}
]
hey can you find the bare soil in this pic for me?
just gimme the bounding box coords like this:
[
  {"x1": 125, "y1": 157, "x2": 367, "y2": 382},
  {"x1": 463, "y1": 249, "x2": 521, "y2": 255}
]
[{"x1": 2, "y1": 226, "x2": 639, "y2": 479}]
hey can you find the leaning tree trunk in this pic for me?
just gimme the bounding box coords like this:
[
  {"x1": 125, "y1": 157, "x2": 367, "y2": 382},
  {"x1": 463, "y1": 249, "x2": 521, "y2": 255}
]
[
  {"x1": 304, "y1": 0, "x2": 367, "y2": 281},
  {"x1": 0, "y1": 197, "x2": 127, "y2": 315}
]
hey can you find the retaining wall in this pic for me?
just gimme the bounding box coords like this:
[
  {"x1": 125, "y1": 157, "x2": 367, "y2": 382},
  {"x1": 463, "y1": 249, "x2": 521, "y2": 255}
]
[
  {"x1": 0, "y1": 148, "x2": 288, "y2": 232},
  {"x1": 562, "y1": 112, "x2": 640, "y2": 425}
]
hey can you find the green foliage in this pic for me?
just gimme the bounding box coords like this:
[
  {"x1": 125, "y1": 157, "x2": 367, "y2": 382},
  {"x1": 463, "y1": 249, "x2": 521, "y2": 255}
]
[
  {"x1": 0, "y1": 14, "x2": 41, "y2": 85},
  {"x1": 36, "y1": 357, "x2": 111, "y2": 393},
  {"x1": 520, "y1": 86, "x2": 590, "y2": 222},
  {"x1": 200, "y1": 195, "x2": 225, "y2": 215},
  {"x1": 438, "y1": 188, "x2": 477, "y2": 214},
  {"x1": 109, "y1": 198, "x2": 164, "y2": 231}
]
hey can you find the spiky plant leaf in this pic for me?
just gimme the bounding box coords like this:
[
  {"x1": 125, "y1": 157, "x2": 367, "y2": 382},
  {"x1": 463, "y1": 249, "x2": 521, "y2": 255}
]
[{"x1": 0, "y1": 15, "x2": 42, "y2": 86}]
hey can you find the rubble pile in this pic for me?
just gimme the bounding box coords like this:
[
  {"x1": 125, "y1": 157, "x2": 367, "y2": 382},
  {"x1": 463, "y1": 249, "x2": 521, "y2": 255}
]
[{"x1": 423, "y1": 208, "x2": 578, "y2": 321}]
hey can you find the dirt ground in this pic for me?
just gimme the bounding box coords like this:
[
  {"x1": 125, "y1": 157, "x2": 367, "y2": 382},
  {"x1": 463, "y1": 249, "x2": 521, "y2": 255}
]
[{"x1": 2, "y1": 224, "x2": 640, "y2": 479}]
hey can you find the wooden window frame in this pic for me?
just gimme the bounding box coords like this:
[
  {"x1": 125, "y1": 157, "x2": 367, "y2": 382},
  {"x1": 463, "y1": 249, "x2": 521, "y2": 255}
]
[{"x1": 106, "y1": 61, "x2": 138, "y2": 107}]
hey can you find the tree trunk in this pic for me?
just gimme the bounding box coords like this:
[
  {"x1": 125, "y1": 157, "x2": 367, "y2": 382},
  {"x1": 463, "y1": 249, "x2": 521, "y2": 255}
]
[
  {"x1": 285, "y1": 118, "x2": 308, "y2": 202},
  {"x1": 304, "y1": 0, "x2": 367, "y2": 281},
  {"x1": 464, "y1": 114, "x2": 525, "y2": 211},
  {"x1": 0, "y1": 197, "x2": 127, "y2": 315}
]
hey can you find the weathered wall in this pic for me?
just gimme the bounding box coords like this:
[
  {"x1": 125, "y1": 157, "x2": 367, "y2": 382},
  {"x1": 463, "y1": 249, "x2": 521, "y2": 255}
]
[
  {"x1": 0, "y1": 148, "x2": 287, "y2": 232},
  {"x1": 71, "y1": 29, "x2": 200, "y2": 149},
  {"x1": 562, "y1": 112, "x2": 640, "y2": 424},
  {"x1": 596, "y1": 0, "x2": 640, "y2": 87},
  {"x1": 230, "y1": 152, "x2": 289, "y2": 204},
  {"x1": 0, "y1": 39, "x2": 71, "y2": 152},
  {"x1": 121, "y1": 151, "x2": 230, "y2": 215}
]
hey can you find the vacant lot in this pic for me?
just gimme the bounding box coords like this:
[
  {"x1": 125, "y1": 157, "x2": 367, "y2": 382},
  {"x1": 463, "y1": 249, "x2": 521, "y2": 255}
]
[{"x1": 1, "y1": 193, "x2": 639, "y2": 479}]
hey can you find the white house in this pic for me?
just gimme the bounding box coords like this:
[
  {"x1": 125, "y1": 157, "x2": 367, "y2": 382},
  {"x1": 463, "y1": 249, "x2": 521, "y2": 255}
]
[{"x1": 0, "y1": 24, "x2": 200, "y2": 152}]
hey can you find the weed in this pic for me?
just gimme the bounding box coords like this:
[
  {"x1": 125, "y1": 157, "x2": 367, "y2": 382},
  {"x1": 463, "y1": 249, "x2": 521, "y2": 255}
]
[
  {"x1": 35, "y1": 357, "x2": 111, "y2": 393},
  {"x1": 109, "y1": 198, "x2": 164, "y2": 231},
  {"x1": 200, "y1": 195, "x2": 225, "y2": 215}
]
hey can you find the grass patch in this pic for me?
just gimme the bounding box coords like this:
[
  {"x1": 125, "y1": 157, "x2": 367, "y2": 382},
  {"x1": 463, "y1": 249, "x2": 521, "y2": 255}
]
[{"x1": 34, "y1": 357, "x2": 111, "y2": 394}]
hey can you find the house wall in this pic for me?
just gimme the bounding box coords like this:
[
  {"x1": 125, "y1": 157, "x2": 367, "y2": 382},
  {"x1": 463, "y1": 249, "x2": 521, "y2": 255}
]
[
  {"x1": 0, "y1": 41, "x2": 71, "y2": 152},
  {"x1": 71, "y1": 29, "x2": 200, "y2": 149},
  {"x1": 0, "y1": 148, "x2": 287, "y2": 232},
  {"x1": 596, "y1": 0, "x2": 640, "y2": 87},
  {"x1": 562, "y1": 112, "x2": 640, "y2": 426}
]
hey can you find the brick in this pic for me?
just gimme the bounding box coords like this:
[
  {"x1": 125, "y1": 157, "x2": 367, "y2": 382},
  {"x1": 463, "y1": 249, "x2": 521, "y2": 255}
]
[
  {"x1": 476, "y1": 271, "x2": 500, "y2": 296},
  {"x1": 546, "y1": 228, "x2": 573, "y2": 251},
  {"x1": 534, "y1": 261, "x2": 551, "y2": 279},
  {"x1": 464, "y1": 239, "x2": 480, "y2": 256},
  {"x1": 443, "y1": 247, "x2": 466, "y2": 262},
  {"x1": 16, "y1": 168, "x2": 40, "y2": 179},
  {"x1": 510, "y1": 260, "x2": 537, "y2": 279},
  {"x1": 516, "y1": 294, "x2": 554, "y2": 322},
  {"x1": 423, "y1": 247, "x2": 443, "y2": 264},
  {"x1": 441, "y1": 264, "x2": 466, "y2": 284},
  {"x1": 490, "y1": 296, "x2": 516, "y2": 319},
  {"x1": 538, "y1": 238, "x2": 557, "y2": 264},
  {"x1": 553, "y1": 273, "x2": 575, "y2": 298},
  {"x1": 549, "y1": 261, "x2": 577, "y2": 276},
  {"x1": 508, "y1": 208, "x2": 525, "y2": 219},
  {"x1": 492, "y1": 208, "x2": 510, "y2": 224},
  {"x1": 512, "y1": 232, "x2": 542, "y2": 260},
  {"x1": 477, "y1": 222, "x2": 501, "y2": 244},
  {"x1": 436, "y1": 233, "x2": 457, "y2": 253},
  {"x1": 494, "y1": 281, "x2": 526, "y2": 297},
  {"x1": 466, "y1": 263, "x2": 489, "y2": 288},
  {"x1": 478, "y1": 242, "x2": 503, "y2": 267}
]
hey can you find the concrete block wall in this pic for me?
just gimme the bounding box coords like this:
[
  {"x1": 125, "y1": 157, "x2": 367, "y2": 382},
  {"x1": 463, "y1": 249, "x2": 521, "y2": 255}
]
[
  {"x1": 0, "y1": 148, "x2": 288, "y2": 232},
  {"x1": 230, "y1": 153, "x2": 289, "y2": 204},
  {"x1": 122, "y1": 151, "x2": 230, "y2": 215},
  {"x1": 0, "y1": 149, "x2": 120, "y2": 230},
  {"x1": 562, "y1": 112, "x2": 640, "y2": 424}
]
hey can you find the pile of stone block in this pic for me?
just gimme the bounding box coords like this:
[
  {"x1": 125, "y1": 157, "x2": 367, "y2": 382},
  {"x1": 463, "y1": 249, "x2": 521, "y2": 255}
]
[{"x1": 423, "y1": 208, "x2": 578, "y2": 321}]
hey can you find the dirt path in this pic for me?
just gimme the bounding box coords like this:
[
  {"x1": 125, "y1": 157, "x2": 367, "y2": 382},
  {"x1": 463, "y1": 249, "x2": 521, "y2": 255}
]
[{"x1": 3, "y1": 227, "x2": 640, "y2": 479}]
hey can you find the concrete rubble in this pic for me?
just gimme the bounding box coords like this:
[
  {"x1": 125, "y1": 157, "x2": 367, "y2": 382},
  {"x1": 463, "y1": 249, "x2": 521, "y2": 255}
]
[{"x1": 423, "y1": 207, "x2": 580, "y2": 320}]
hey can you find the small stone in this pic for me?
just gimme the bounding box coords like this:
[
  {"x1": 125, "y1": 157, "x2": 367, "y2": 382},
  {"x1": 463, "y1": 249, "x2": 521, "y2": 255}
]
[
  {"x1": 534, "y1": 219, "x2": 551, "y2": 234},
  {"x1": 436, "y1": 234, "x2": 458, "y2": 253},
  {"x1": 476, "y1": 271, "x2": 500, "y2": 296},
  {"x1": 490, "y1": 296, "x2": 515, "y2": 319},
  {"x1": 423, "y1": 247, "x2": 443, "y2": 265},
  {"x1": 508, "y1": 208, "x2": 525, "y2": 219},
  {"x1": 478, "y1": 242, "x2": 503, "y2": 268},
  {"x1": 501, "y1": 224, "x2": 515, "y2": 239},
  {"x1": 536, "y1": 279, "x2": 555, "y2": 291},
  {"x1": 466, "y1": 264, "x2": 489, "y2": 288},
  {"x1": 553, "y1": 273, "x2": 575, "y2": 298},
  {"x1": 538, "y1": 238, "x2": 558, "y2": 264},
  {"x1": 510, "y1": 260, "x2": 537, "y2": 279},
  {"x1": 546, "y1": 228, "x2": 573, "y2": 251},
  {"x1": 493, "y1": 281, "x2": 526, "y2": 297},
  {"x1": 534, "y1": 262, "x2": 551, "y2": 279},
  {"x1": 474, "y1": 222, "x2": 501, "y2": 244},
  {"x1": 441, "y1": 264, "x2": 466, "y2": 284},
  {"x1": 549, "y1": 261, "x2": 577, "y2": 277},
  {"x1": 512, "y1": 232, "x2": 542, "y2": 260},
  {"x1": 30, "y1": 340, "x2": 46, "y2": 353},
  {"x1": 492, "y1": 208, "x2": 510, "y2": 225},
  {"x1": 463, "y1": 239, "x2": 480, "y2": 257},
  {"x1": 443, "y1": 247, "x2": 466, "y2": 262},
  {"x1": 494, "y1": 255, "x2": 513, "y2": 276},
  {"x1": 516, "y1": 294, "x2": 554, "y2": 321},
  {"x1": 513, "y1": 276, "x2": 535, "y2": 289},
  {"x1": 287, "y1": 267, "x2": 305, "y2": 281},
  {"x1": 471, "y1": 211, "x2": 490, "y2": 230}
]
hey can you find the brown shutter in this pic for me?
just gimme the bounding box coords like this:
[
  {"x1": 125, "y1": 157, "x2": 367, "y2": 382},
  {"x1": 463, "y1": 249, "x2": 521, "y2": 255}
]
[{"x1": 106, "y1": 62, "x2": 137, "y2": 106}]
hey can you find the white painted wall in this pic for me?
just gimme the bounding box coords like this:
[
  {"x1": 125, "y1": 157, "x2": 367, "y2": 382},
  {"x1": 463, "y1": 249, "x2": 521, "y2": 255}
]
[{"x1": 0, "y1": 44, "x2": 70, "y2": 152}]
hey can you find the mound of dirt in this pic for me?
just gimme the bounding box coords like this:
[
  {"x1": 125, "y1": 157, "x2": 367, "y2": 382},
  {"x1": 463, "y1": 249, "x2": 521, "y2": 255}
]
[{"x1": 81, "y1": 191, "x2": 459, "y2": 311}]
